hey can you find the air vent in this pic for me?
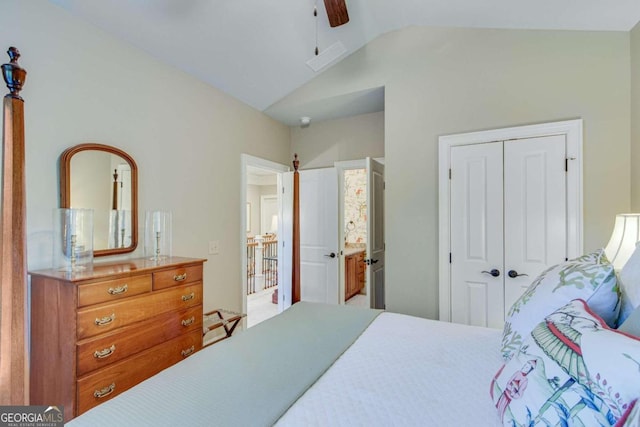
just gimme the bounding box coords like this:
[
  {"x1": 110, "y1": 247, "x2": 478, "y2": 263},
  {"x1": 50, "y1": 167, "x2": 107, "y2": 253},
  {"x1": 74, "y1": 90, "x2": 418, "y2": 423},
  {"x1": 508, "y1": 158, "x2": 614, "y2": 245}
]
[{"x1": 306, "y1": 41, "x2": 347, "y2": 72}]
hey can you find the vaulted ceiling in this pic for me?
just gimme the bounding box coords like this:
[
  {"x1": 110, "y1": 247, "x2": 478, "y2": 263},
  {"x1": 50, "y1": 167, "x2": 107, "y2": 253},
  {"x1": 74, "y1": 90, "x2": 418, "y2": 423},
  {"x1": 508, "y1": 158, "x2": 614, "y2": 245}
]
[{"x1": 50, "y1": 0, "x2": 640, "y2": 126}]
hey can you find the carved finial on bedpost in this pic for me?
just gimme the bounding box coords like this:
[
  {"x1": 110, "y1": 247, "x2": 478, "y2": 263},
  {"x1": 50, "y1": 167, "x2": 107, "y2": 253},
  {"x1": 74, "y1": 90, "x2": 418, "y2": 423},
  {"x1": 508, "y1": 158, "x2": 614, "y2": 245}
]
[
  {"x1": 2, "y1": 47, "x2": 27, "y2": 100},
  {"x1": 293, "y1": 153, "x2": 299, "y2": 172}
]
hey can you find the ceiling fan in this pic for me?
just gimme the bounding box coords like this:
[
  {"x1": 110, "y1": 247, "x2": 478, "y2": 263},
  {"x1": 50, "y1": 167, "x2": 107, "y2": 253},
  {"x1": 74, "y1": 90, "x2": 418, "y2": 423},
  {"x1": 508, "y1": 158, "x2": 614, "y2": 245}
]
[
  {"x1": 307, "y1": 0, "x2": 349, "y2": 70},
  {"x1": 324, "y1": 0, "x2": 349, "y2": 27}
]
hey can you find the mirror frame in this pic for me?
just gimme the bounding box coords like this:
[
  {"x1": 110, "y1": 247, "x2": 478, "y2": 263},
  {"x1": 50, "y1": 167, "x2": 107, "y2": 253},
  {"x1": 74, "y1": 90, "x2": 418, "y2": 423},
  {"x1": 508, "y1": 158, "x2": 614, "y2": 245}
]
[{"x1": 60, "y1": 143, "x2": 138, "y2": 257}]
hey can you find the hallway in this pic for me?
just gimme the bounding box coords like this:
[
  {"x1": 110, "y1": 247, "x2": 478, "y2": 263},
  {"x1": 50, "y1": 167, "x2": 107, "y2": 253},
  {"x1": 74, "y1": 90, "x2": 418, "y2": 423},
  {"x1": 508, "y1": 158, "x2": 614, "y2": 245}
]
[{"x1": 247, "y1": 288, "x2": 278, "y2": 328}]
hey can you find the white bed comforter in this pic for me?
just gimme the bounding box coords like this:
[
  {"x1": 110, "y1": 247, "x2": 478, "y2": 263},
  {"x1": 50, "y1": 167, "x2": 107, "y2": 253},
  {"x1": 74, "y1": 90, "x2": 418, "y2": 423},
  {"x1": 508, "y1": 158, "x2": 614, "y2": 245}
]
[{"x1": 277, "y1": 312, "x2": 504, "y2": 427}]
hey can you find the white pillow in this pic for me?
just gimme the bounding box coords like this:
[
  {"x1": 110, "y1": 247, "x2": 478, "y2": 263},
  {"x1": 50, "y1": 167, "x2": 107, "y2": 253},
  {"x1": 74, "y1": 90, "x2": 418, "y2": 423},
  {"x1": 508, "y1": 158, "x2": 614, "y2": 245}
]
[
  {"x1": 501, "y1": 249, "x2": 619, "y2": 361},
  {"x1": 618, "y1": 244, "x2": 640, "y2": 324}
]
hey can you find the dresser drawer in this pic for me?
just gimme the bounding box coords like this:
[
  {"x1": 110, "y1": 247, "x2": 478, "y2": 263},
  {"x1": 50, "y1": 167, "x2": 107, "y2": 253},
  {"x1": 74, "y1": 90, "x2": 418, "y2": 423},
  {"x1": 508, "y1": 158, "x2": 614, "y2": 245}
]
[
  {"x1": 153, "y1": 265, "x2": 202, "y2": 290},
  {"x1": 76, "y1": 329, "x2": 202, "y2": 415},
  {"x1": 78, "y1": 274, "x2": 152, "y2": 307},
  {"x1": 76, "y1": 305, "x2": 203, "y2": 376},
  {"x1": 77, "y1": 283, "x2": 202, "y2": 339}
]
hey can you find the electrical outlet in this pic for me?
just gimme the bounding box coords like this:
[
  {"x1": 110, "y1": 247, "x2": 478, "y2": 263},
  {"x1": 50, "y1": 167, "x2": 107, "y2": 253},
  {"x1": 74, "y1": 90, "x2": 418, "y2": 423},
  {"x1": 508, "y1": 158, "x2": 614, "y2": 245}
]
[{"x1": 208, "y1": 240, "x2": 219, "y2": 255}]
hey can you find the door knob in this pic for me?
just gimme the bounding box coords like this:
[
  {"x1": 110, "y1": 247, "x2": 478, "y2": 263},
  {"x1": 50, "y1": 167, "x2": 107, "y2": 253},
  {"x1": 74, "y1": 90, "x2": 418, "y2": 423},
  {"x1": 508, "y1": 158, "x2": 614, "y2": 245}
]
[
  {"x1": 324, "y1": 252, "x2": 336, "y2": 258},
  {"x1": 481, "y1": 269, "x2": 500, "y2": 277},
  {"x1": 508, "y1": 270, "x2": 528, "y2": 278}
]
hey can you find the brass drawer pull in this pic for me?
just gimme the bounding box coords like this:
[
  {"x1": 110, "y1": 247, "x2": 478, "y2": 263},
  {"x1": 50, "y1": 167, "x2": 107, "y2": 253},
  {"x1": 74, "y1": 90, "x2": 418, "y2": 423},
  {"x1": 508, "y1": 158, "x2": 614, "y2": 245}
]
[
  {"x1": 107, "y1": 284, "x2": 128, "y2": 295},
  {"x1": 174, "y1": 273, "x2": 187, "y2": 282},
  {"x1": 94, "y1": 345, "x2": 116, "y2": 359},
  {"x1": 95, "y1": 313, "x2": 116, "y2": 326},
  {"x1": 94, "y1": 383, "x2": 115, "y2": 399},
  {"x1": 181, "y1": 345, "x2": 195, "y2": 357},
  {"x1": 181, "y1": 292, "x2": 195, "y2": 302},
  {"x1": 181, "y1": 316, "x2": 195, "y2": 327}
]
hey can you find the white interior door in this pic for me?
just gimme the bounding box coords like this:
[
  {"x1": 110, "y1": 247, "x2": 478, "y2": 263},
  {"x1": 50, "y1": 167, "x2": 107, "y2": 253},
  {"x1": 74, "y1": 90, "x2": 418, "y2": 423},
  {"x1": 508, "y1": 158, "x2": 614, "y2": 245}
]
[
  {"x1": 503, "y1": 135, "x2": 567, "y2": 311},
  {"x1": 299, "y1": 168, "x2": 339, "y2": 304},
  {"x1": 366, "y1": 158, "x2": 385, "y2": 309},
  {"x1": 450, "y1": 142, "x2": 505, "y2": 328},
  {"x1": 450, "y1": 135, "x2": 568, "y2": 328}
]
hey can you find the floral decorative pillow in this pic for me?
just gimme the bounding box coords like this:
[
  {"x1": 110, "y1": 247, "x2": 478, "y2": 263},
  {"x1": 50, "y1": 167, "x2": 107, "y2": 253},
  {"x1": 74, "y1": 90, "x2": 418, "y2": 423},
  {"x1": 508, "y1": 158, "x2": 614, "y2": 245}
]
[
  {"x1": 573, "y1": 249, "x2": 610, "y2": 264},
  {"x1": 491, "y1": 299, "x2": 640, "y2": 427},
  {"x1": 501, "y1": 249, "x2": 619, "y2": 360}
]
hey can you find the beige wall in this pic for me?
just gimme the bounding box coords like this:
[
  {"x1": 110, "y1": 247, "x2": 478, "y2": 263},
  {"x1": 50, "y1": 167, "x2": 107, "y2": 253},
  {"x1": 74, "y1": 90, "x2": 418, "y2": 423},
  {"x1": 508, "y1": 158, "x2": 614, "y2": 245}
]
[
  {"x1": 290, "y1": 111, "x2": 385, "y2": 169},
  {"x1": 273, "y1": 26, "x2": 631, "y2": 319},
  {"x1": 0, "y1": 1, "x2": 290, "y2": 313},
  {"x1": 632, "y1": 23, "x2": 640, "y2": 211}
]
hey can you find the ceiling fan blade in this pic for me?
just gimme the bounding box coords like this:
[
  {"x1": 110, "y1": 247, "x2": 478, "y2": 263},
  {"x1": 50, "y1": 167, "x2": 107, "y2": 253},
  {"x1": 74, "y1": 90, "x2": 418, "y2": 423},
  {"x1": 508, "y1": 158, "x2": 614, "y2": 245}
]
[{"x1": 324, "y1": 0, "x2": 349, "y2": 27}]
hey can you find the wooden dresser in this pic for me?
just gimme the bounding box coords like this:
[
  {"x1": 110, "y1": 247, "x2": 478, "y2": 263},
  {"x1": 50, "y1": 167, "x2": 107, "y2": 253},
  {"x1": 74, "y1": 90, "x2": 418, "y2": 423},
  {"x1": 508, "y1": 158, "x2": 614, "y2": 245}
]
[
  {"x1": 29, "y1": 256, "x2": 206, "y2": 422},
  {"x1": 345, "y1": 250, "x2": 365, "y2": 300}
]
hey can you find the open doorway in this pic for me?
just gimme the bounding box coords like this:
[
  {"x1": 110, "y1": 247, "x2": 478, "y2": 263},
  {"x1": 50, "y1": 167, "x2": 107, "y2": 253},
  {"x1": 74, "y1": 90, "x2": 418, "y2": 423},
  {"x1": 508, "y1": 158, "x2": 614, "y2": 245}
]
[
  {"x1": 336, "y1": 158, "x2": 385, "y2": 309},
  {"x1": 341, "y1": 167, "x2": 368, "y2": 306},
  {"x1": 240, "y1": 155, "x2": 289, "y2": 328}
]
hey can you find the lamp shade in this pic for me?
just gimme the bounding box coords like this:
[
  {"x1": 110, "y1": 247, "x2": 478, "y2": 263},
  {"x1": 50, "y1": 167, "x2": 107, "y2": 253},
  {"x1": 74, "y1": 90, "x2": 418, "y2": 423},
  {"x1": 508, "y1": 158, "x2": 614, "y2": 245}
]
[{"x1": 604, "y1": 213, "x2": 640, "y2": 270}]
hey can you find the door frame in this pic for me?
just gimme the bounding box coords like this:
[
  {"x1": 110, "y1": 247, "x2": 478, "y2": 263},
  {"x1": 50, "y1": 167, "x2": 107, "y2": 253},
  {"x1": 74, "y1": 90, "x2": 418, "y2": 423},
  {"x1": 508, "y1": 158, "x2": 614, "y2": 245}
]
[
  {"x1": 437, "y1": 119, "x2": 583, "y2": 322},
  {"x1": 335, "y1": 159, "x2": 366, "y2": 305},
  {"x1": 326, "y1": 158, "x2": 386, "y2": 307},
  {"x1": 240, "y1": 154, "x2": 290, "y2": 319}
]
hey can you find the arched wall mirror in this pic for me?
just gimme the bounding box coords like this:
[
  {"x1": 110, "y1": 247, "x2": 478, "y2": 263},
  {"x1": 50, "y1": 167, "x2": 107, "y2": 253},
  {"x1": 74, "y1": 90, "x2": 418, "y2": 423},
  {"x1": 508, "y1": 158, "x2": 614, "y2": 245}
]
[{"x1": 60, "y1": 143, "x2": 138, "y2": 257}]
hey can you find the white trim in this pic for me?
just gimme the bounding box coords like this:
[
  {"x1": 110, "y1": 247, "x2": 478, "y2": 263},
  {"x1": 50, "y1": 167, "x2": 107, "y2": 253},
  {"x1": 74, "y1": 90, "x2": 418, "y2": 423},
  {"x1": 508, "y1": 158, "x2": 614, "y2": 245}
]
[
  {"x1": 240, "y1": 154, "x2": 289, "y2": 320},
  {"x1": 437, "y1": 119, "x2": 583, "y2": 322}
]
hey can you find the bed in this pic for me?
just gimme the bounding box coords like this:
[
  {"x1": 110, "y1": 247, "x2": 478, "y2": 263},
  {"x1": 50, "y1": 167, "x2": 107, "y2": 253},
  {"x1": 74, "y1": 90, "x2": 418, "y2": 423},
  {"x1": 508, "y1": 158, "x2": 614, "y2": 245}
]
[
  {"x1": 65, "y1": 247, "x2": 640, "y2": 427},
  {"x1": 67, "y1": 301, "x2": 503, "y2": 427}
]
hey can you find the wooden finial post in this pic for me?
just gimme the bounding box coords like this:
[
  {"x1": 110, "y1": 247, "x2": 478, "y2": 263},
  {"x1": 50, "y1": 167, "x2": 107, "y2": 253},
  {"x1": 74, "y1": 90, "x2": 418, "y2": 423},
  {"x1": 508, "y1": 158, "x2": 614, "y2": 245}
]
[
  {"x1": 1, "y1": 47, "x2": 27, "y2": 100},
  {"x1": 1, "y1": 46, "x2": 28, "y2": 404},
  {"x1": 292, "y1": 154, "x2": 301, "y2": 303}
]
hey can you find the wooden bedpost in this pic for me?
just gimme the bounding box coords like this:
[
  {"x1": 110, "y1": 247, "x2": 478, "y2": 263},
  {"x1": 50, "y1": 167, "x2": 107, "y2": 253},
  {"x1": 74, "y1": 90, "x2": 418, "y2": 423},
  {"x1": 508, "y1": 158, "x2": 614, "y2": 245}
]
[
  {"x1": 292, "y1": 154, "x2": 301, "y2": 304},
  {"x1": 0, "y1": 47, "x2": 28, "y2": 405}
]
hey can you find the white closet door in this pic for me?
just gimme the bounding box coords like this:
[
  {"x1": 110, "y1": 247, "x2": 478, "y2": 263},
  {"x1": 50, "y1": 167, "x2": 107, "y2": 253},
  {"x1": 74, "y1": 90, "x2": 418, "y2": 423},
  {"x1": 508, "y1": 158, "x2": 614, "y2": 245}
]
[
  {"x1": 450, "y1": 142, "x2": 505, "y2": 328},
  {"x1": 503, "y1": 135, "x2": 567, "y2": 312}
]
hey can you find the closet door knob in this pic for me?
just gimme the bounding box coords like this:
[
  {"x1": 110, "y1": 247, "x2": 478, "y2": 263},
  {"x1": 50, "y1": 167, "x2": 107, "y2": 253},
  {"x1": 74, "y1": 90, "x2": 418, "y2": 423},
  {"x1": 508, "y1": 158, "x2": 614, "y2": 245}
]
[
  {"x1": 324, "y1": 252, "x2": 336, "y2": 258},
  {"x1": 508, "y1": 270, "x2": 528, "y2": 278},
  {"x1": 481, "y1": 269, "x2": 500, "y2": 277}
]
